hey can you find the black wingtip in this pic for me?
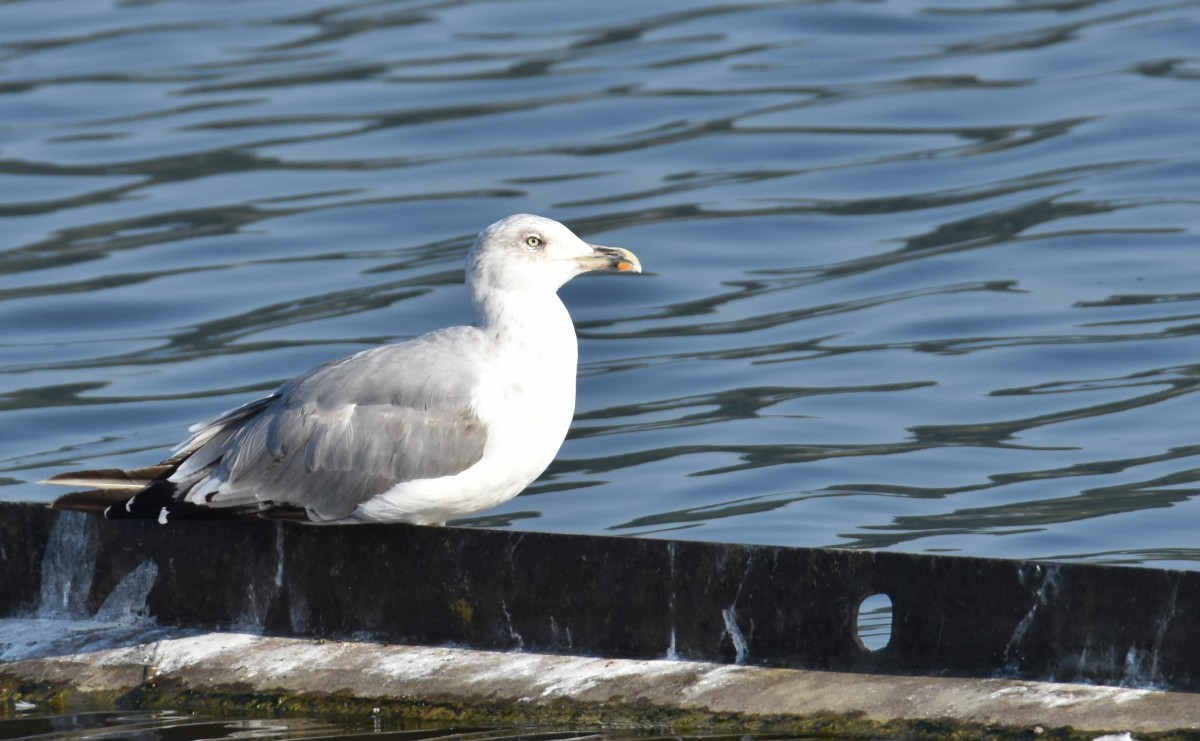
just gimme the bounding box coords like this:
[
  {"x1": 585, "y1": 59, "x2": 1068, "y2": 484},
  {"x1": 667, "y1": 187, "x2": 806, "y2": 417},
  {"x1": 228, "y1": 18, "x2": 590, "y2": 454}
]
[
  {"x1": 103, "y1": 479, "x2": 179, "y2": 520},
  {"x1": 50, "y1": 489, "x2": 131, "y2": 515},
  {"x1": 52, "y1": 481, "x2": 306, "y2": 523}
]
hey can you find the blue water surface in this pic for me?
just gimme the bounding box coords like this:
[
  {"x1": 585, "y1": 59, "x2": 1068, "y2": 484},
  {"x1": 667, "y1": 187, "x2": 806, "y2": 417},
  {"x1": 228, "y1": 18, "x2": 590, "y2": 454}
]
[{"x1": 2, "y1": 0, "x2": 1199, "y2": 568}]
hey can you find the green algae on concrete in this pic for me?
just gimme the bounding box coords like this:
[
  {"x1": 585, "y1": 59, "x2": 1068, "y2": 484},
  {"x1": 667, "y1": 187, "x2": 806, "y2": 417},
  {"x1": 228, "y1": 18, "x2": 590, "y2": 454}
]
[{"x1": 0, "y1": 680, "x2": 1144, "y2": 741}]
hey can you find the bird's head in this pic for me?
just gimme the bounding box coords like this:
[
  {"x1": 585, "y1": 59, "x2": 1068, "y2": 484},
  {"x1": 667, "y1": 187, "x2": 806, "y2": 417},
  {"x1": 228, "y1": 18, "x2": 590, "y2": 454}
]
[{"x1": 467, "y1": 214, "x2": 641, "y2": 295}]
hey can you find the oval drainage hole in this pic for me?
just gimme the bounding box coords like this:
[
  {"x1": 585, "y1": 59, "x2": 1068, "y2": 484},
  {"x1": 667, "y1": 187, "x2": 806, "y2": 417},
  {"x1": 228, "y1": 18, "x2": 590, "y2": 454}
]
[{"x1": 856, "y1": 592, "x2": 893, "y2": 652}]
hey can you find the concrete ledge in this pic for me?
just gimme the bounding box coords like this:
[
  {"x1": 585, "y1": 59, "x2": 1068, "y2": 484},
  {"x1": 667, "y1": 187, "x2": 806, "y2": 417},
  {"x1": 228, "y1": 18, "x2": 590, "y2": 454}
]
[
  {"x1": 6, "y1": 503, "x2": 1200, "y2": 692},
  {"x1": 1, "y1": 620, "x2": 1197, "y2": 737},
  {"x1": 5, "y1": 503, "x2": 1200, "y2": 736}
]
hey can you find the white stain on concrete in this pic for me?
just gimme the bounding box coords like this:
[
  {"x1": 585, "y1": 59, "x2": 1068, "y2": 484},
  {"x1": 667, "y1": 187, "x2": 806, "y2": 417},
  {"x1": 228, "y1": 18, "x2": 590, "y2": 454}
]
[
  {"x1": 988, "y1": 683, "x2": 1153, "y2": 708},
  {"x1": 721, "y1": 606, "x2": 749, "y2": 665}
]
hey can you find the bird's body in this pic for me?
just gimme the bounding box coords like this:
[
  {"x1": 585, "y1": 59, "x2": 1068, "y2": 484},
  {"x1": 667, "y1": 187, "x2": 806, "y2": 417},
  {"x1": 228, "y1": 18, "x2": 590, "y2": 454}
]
[{"x1": 45, "y1": 214, "x2": 641, "y2": 524}]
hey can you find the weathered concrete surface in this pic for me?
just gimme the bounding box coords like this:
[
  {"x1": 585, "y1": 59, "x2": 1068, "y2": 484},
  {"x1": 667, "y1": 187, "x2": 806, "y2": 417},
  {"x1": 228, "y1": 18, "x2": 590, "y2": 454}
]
[
  {"x1": 4, "y1": 503, "x2": 1200, "y2": 693},
  {"x1": 1, "y1": 622, "x2": 1197, "y2": 737}
]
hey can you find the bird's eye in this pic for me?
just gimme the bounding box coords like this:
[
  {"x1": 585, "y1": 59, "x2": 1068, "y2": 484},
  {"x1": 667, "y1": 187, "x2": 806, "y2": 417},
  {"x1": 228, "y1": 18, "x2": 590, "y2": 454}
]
[{"x1": 525, "y1": 235, "x2": 543, "y2": 249}]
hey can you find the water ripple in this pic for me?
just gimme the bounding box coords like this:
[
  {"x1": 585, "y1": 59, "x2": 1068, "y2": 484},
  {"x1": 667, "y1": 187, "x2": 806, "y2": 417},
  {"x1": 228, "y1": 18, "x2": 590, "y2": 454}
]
[{"x1": 2, "y1": 0, "x2": 1199, "y2": 568}]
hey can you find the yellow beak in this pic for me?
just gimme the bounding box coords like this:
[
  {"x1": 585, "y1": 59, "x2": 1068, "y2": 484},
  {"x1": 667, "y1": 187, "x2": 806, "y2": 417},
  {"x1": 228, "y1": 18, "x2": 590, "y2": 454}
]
[{"x1": 575, "y1": 245, "x2": 642, "y2": 274}]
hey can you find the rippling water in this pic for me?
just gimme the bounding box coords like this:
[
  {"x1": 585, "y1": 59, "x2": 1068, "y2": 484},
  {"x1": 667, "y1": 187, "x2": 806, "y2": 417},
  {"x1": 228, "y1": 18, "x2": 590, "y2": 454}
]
[
  {"x1": 2, "y1": 0, "x2": 1199, "y2": 568},
  {"x1": 2, "y1": 712, "x2": 805, "y2": 741},
  {"x1": 1, "y1": 711, "x2": 334, "y2": 740}
]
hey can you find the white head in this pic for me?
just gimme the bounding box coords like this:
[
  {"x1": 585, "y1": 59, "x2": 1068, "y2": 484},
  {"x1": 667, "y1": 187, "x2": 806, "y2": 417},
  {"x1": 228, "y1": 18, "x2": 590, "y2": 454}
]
[{"x1": 467, "y1": 214, "x2": 640, "y2": 299}]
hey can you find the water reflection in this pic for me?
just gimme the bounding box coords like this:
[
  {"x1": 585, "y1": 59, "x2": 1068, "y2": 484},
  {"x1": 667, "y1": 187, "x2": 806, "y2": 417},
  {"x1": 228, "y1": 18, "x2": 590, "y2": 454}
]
[
  {"x1": 0, "y1": 711, "x2": 558, "y2": 741},
  {"x1": 0, "y1": 712, "x2": 832, "y2": 741}
]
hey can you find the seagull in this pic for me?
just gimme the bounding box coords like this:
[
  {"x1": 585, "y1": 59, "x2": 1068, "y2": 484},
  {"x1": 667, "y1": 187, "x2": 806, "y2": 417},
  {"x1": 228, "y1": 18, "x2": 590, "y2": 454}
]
[{"x1": 44, "y1": 214, "x2": 641, "y2": 525}]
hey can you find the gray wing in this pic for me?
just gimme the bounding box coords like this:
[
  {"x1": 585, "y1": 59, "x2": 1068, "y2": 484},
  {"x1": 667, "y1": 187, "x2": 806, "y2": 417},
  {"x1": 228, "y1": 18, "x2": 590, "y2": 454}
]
[{"x1": 170, "y1": 326, "x2": 490, "y2": 520}]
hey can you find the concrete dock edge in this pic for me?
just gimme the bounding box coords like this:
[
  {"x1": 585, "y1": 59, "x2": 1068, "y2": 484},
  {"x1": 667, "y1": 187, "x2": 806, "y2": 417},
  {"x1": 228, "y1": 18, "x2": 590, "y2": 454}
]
[
  {"x1": 2, "y1": 624, "x2": 1198, "y2": 738},
  {"x1": 3, "y1": 502, "x2": 1199, "y2": 736}
]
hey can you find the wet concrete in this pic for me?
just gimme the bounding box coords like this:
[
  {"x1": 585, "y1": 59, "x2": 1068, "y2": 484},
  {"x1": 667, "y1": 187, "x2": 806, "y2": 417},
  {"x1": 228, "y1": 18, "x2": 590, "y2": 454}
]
[{"x1": 1, "y1": 623, "x2": 1198, "y2": 737}]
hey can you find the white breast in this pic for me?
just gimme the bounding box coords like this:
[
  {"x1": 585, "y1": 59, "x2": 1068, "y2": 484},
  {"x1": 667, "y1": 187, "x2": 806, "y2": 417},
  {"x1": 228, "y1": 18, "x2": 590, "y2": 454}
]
[{"x1": 352, "y1": 293, "x2": 579, "y2": 525}]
